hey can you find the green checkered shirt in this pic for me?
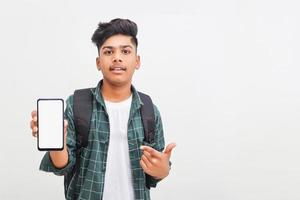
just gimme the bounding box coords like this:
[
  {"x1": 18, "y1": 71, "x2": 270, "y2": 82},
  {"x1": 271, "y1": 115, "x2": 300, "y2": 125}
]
[{"x1": 40, "y1": 80, "x2": 165, "y2": 200}]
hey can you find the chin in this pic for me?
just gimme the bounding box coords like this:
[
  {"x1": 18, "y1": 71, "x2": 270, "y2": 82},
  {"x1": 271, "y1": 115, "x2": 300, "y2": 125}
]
[{"x1": 105, "y1": 77, "x2": 131, "y2": 87}]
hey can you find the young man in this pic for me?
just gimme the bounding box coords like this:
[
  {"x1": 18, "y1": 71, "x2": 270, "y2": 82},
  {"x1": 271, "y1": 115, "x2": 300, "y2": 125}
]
[{"x1": 30, "y1": 18, "x2": 176, "y2": 200}]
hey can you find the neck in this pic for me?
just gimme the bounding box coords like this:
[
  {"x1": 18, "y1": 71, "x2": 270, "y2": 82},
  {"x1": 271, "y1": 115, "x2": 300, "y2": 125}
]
[{"x1": 101, "y1": 79, "x2": 132, "y2": 102}]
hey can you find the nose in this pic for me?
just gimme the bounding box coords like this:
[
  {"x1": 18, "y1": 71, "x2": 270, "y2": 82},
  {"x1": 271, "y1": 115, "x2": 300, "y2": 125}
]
[{"x1": 113, "y1": 51, "x2": 122, "y2": 63}]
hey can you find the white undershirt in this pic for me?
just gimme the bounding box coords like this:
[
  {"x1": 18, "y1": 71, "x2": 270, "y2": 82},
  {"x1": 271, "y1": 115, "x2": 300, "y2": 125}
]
[{"x1": 102, "y1": 95, "x2": 134, "y2": 200}]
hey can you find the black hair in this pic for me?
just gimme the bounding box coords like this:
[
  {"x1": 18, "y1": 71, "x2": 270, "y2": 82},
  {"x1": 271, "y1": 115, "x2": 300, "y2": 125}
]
[{"x1": 91, "y1": 18, "x2": 138, "y2": 54}]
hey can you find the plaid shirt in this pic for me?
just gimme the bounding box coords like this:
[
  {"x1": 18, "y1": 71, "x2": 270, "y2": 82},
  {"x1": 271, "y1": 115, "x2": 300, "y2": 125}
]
[{"x1": 39, "y1": 80, "x2": 165, "y2": 200}]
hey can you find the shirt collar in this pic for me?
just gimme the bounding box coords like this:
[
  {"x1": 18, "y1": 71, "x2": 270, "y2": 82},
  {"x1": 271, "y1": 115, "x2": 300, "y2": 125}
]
[{"x1": 91, "y1": 79, "x2": 143, "y2": 110}]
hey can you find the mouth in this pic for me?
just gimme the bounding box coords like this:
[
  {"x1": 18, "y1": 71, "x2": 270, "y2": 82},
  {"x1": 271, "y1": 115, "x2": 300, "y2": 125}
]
[{"x1": 109, "y1": 66, "x2": 126, "y2": 72}]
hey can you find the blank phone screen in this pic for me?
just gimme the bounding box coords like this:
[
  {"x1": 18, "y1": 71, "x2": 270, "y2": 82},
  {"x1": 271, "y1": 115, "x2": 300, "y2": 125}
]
[{"x1": 37, "y1": 99, "x2": 64, "y2": 151}]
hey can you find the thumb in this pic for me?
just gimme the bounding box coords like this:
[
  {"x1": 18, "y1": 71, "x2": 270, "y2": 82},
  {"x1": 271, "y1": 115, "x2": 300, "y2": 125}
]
[
  {"x1": 64, "y1": 120, "x2": 68, "y2": 135},
  {"x1": 164, "y1": 143, "x2": 176, "y2": 158}
]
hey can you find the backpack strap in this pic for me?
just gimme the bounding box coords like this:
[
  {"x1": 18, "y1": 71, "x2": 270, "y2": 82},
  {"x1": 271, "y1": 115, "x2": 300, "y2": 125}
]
[
  {"x1": 138, "y1": 92, "x2": 155, "y2": 145},
  {"x1": 64, "y1": 88, "x2": 93, "y2": 197},
  {"x1": 73, "y1": 88, "x2": 93, "y2": 148}
]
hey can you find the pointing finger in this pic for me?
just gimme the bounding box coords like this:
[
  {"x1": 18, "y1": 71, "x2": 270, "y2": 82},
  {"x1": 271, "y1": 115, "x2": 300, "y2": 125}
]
[{"x1": 164, "y1": 143, "x2": 177, "y2": 157}]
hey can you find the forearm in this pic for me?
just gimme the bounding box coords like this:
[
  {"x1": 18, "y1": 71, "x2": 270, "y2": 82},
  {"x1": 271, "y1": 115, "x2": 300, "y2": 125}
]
[
  {"x1": 40, "y1": 143, "x2": 75, "y2": 175},
  {"x1": 49, "y1": 146, "x2": 69, "y2": 169}
]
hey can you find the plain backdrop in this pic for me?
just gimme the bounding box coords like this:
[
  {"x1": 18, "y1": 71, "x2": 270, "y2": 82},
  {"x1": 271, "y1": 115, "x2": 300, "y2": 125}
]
[{"x1": 0, "y1": 0, "x2": 300, "y2": 199}]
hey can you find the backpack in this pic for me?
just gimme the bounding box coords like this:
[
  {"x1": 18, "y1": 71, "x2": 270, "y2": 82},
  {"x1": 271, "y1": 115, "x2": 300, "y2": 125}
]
[{"x1": 65, "y1": 88, "x2": 155, "y2": 193}]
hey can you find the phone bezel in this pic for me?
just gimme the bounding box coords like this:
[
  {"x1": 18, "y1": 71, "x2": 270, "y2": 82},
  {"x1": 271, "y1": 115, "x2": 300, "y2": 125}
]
[{"x1": 37, "y1": 98, "x2": 64, "y2": 151}]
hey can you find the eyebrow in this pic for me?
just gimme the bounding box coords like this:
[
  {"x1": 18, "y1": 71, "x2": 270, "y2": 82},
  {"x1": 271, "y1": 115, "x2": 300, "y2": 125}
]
[{"x1": 101, "y1": 45, "x2": 133, "y2": 50}]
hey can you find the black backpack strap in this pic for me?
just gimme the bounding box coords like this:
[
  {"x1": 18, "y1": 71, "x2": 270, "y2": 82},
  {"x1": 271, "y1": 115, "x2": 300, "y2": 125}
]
[
  {"x1": 73, "y1": 88, "x2": 93, "y2": 148},
  {"x1": 64, "y1": 88, "x2": 93, "y2": 198},
  {"x1": 138, "y1": 92, "x2": 155, "y2": 144},
  {"x1": 138, "y1": 92, "x2": 156, "y2": 189}
]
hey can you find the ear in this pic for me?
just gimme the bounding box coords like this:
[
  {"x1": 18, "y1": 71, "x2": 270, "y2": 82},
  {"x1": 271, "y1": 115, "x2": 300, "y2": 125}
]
[
  {"x1": 96, "y1": 57, "x2": 101, "y2": 71},
  {"x1": 135, "y1": 55, "x2": 141, "y2": 70}
]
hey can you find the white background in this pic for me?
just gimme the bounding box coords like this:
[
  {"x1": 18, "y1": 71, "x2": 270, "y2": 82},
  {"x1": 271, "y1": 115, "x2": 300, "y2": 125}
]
[{"x1": 0, "y1": 0, "x2": 300, "y2": 199}]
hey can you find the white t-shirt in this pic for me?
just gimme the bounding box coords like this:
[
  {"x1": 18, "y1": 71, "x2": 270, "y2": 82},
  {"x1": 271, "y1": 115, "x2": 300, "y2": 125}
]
[{"x1": 102, "y1": 95, "x2": 135, "y2": 200}]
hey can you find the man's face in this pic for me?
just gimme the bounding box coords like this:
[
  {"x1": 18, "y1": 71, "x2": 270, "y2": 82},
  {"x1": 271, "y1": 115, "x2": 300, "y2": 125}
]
[{"x1": 96, "y1": 34, "x2": 140, "y2": 87}]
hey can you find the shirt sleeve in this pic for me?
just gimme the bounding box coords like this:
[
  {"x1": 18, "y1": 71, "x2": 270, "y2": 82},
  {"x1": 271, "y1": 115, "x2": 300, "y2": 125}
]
[
  {"x1": 146, "y1": 104, "x2": 167, "y2": 188},
  {"x1": 39, "y1": 95, "x2": 77, "y2": 176}
]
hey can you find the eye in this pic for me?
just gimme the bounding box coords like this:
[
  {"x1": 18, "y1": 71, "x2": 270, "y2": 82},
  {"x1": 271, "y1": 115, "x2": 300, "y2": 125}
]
[
  {"x1": 103, "y1": 50, "x2": 113, "y2": 55},
  {"x1": 122, "y1": 49, "x2": 131, "y2": 55}
]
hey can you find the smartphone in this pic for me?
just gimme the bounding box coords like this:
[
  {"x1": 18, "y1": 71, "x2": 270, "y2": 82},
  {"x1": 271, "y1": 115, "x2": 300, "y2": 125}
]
[{"x1": 37, "y1": 99, "x2": 64, "y2": 151}]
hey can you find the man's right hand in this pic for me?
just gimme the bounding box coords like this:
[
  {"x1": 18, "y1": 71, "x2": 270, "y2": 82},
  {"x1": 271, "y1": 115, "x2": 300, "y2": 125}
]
[{"x1": 30, "y1": 110, "x2": 69, "y2": 168}]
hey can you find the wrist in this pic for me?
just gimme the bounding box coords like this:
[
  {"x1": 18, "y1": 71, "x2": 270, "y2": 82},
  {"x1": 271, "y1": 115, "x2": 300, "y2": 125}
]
[{"x1": 157, "y1": 165, "x2": 171, "y2": 179}]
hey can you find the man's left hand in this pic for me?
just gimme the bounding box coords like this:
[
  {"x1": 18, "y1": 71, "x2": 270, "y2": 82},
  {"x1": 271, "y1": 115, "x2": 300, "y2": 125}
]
[{"x1": 140, "y1": 143, "x2": 176, "y2": 179}]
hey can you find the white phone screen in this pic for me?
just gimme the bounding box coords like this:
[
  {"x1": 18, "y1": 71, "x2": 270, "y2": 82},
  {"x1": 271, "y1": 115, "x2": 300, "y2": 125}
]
[{"x1": 37, "y1": 99, "x2": 64, "y2": 150}]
